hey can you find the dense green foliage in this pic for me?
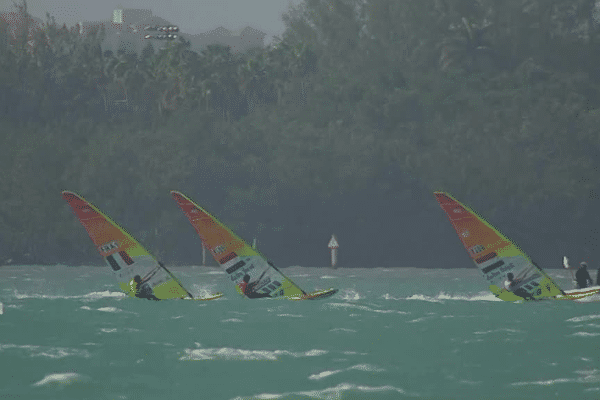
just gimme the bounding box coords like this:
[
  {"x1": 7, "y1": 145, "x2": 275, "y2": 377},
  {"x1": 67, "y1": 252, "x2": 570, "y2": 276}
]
[{"x1": 1, "y1": 0, "x2": 600, "y2": 264}]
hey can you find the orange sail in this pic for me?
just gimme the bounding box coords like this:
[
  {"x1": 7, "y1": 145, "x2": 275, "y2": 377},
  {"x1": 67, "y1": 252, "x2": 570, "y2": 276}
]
[
  {"x1": 62, "y1": 191, "x2": 219, "y2": 300},
  {"x1": 171, "y1": 190, "x2": 338, "y2": 300},
  {"x1": 434, "y1": 191, "x2": 564, "y2": 301}
]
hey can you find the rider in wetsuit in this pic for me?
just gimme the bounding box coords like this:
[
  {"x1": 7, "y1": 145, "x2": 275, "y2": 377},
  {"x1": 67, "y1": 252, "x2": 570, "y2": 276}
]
[
  {"x1": 238, "y1": 274, "x2": 271, "y2": 299},
  {"x1": 504, "y1": 272, "x2": 536, "y2": 301},
  {"x1": 132, "y1": 275, "x2": 160, "y2": 301},
  {"x1": 575, "y1": 262, "x2": 593, "y2": 289}
]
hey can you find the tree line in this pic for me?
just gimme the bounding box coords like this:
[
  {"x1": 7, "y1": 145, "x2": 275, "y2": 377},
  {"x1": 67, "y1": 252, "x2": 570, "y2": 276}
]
[{"x1": 1, "y1": 0, "x2": 600, "y2": 265}]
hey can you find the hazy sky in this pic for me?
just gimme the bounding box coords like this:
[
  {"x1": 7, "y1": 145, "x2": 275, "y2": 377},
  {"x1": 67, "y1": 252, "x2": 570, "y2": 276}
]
[{"x1": 1, "y1": 0, "x2": 301, "y2": 43}]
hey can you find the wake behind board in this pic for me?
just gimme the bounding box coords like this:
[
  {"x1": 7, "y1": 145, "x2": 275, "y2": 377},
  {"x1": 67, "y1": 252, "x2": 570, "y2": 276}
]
[
  {"x1": 171, "y1": 190, "x2": 338, "y2": 301},
  {"x1": 434, "y1": 192, "x2": 567, "y2": 302},
  {"x1": 558, "y1": 286, "x2": 600, "y2": 301},
  {"x1": 189, "y1": 292, "x2": 224, "y2": 301},
  {"x1": 62, "y1": 191, "x2": 220, "y2": 301}
]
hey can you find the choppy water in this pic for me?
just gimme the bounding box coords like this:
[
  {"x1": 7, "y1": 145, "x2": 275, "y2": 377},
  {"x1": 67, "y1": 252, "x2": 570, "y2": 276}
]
[{"x1": 2, "y1": 265, "x2": 600, "y2": 400}]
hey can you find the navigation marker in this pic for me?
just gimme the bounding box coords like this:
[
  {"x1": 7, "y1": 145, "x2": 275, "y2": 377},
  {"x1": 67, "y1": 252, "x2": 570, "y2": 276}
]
[{"x1": 328, "y1": 235, "x2": 339, "y2": 269}]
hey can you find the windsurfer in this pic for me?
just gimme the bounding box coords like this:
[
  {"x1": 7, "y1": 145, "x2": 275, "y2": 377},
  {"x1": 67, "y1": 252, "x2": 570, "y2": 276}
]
[
  {"x1": 575, "y1": 262, "x2": 593, "y2": 289},
  {"x1": 131, "y1": 275, "x2": 160, "y2": 301},
  {"x1": 239, "y1": 274, "x2": 271, "y2": 299},
  {"x1": 504, "y1": 273, "x2": 536, "y2": 301}
]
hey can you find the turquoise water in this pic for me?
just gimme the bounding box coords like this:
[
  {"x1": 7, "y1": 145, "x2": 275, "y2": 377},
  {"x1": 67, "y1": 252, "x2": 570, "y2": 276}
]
[{"x1": 1, "y1": 265, "x2": 600, "y2": 400}]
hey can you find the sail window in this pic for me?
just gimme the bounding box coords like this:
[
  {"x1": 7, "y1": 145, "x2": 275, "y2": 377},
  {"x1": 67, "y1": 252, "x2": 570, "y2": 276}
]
[
  {"x1": 119, "y1": 251, "x2": 134, "y2": 265},
  {"x1": 106, "y1": 255, "x2": 121, "y2": 271},
  {"x1": 226, "y1": 260, "x2": 246, "y2": 274},
  {"x1": 476, "y1": 252, "x2": 497, "y2": 264},
  {"x1": 482, "y1": 260, "x2": 504, "y2": 274},
  {"x1": 219, "y1": 252, "x2": 237, "y2": 264},
  {"x1": 469, "y1": 245, "x2": 485, "y2": 255}
]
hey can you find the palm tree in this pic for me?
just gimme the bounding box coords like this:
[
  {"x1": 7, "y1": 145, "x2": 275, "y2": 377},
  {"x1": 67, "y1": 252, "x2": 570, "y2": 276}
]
[{"x1": 439, "y1": 16, "x2": 496, "y2": 73}]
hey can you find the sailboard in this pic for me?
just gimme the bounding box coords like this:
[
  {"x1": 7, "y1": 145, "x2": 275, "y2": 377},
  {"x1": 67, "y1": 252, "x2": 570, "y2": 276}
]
[
  {"x1": 170, "y1": 191, "x2": 338, "y2": 300},
  {"x1": 62, "y1": 191, "x2": 223, "y2": 301},
  {"x1": 434, "y1": 192, "x2": 600, "y2": 302}
]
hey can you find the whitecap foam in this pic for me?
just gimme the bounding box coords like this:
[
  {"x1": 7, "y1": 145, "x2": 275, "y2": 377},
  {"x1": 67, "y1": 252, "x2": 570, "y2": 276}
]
[
  {"x1": 407, "y1": 316, "x2": 436, "y2": 323},
  {"x1": 80, "y1": 305, "x2": 136, "y2": 315},
  {"x1": 404, "y1": 292, "x2": 501, "y2": 303},
  {"x1": 97, "y1": 307, "x2": 121, "y2": 313},
  {"x1": 277, "y1": 314, "x2": 303, "y2": 318},
  {"x1": 100, "y1": 328, "x2": 117, "y2": 333},
  {"x1": 33, "y1": 372, "x2": 87, "y2": 387},
  {"x1": 308, "y1": 369, "x2": 343, "y2": 380},
  {"x1": 180, "y1": 347, "x2": 328, "y2": 361},
  {"x1": 330, "y1": 328, "x2": 357, "y2": 333},
  {"x1": 325, "y1": 302, "x2": 407, "y2": 314},
  {"x1": 14, "y1": 290, "x2": 126, "y2": 301},
  {"x1": 338, "y1": 289, "x2": 361, "y2": 301},
  {"x1": 231, "y1": 383, "x2": 410, "y2": 400},
  {"x1": 320, "y1": 276, "x2": 336, "y2": 279},
  {"x1": 512, "y1": 378, "x2": 574, "y2": 386},
  {"x1": 405, "y1": 294, "x2": 444, "y2": 303},
  {"x1": 570, "y1": 332, "x2": 600, "y2": 337},
  {"x1": 566, "y1": 314, "x2": 600, "y2": 323},
  {"x1": 221, "y1": 318, "x2": 243, "y2": 323},
  {"x1": 0, "y1": 343, "x2": 90, "y2": 359},
  {"x1": 474, "y1": 328, "x2": 521, "y2": 335}
]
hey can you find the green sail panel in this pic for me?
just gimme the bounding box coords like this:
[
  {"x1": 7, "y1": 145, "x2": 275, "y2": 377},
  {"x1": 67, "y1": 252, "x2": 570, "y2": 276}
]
[
  {"x1": 434, "y1": 191, "x2": 564, "y2": 301},
  {"x1": 171, "y1": 191, "x2": 308, "y2": 299},
  {"x1": 63, "y1": 191, "x2": 193, "y2": 300}
]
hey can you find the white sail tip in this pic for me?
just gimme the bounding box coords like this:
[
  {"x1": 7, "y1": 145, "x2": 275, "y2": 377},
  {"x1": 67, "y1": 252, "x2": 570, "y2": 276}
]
[{"x1": 0, "y1": 302, "x2": 4, "y2": 315}]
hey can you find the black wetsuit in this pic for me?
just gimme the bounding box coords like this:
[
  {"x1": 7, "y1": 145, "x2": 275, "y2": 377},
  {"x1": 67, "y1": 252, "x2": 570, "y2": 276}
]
[
  {"x1": 243, "y1": 281, "x2": 271, "y2": 299},
  {"x1": 576, "y1": 268, "x2": 593, "y2": 289},
  {"x1": 509, "y1": 280, "x2": 536, "y2": 301},
  {"x1": 136, "y1": 282, "x2": 160, "y2": 301}
]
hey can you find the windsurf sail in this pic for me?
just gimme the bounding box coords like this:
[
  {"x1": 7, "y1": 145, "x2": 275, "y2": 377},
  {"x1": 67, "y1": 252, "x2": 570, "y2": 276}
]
[
  {"x1": 62, "y1": 191, "x2": 194, "y2": 300},
  {"x1": 170, "y1": 191, "x2": 307, "y2": 298},
  {"x1": 434, "y1": 192, "x2": 564, "y2": 301}
]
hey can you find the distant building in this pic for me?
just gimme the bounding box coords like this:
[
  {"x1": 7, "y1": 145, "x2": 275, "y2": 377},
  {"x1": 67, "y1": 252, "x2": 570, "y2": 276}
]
[
  {"x1": 73, "y1": 9, "x2": 173, "y2": 56},
  {"x1": 1, "y1": 7, "x2": 266, "y2": 58},
  {"x1": 113, "y1": 8, "x2": 152, "y2": 25},
  {"x1": 0, "y1": 11, "x2": 44, "y2": 53},
  {"x1": 186, "y1": 26, "x2": 266, "y2": 55}
]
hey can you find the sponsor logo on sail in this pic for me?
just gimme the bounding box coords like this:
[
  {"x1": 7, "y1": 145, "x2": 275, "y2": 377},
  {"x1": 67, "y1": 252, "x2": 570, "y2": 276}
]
[
  {"x1": 469, "y1": 244, "x2": 485, "y2": 255},
  {"x1": 475, "y1": 252, "x2": 497, "y2": 264},
  {"x1": 219, "y1": 252, "x2": 237, "y2": 265},
  {"x1": 461, "y1": 230, "x2": 470, "y2": 238},
  {"x1": 214, "y1": 244, "x2": 226, "y2": 254},
  {"x1": 99, "y1": 240, "x2": 119, "y2": 254}
]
